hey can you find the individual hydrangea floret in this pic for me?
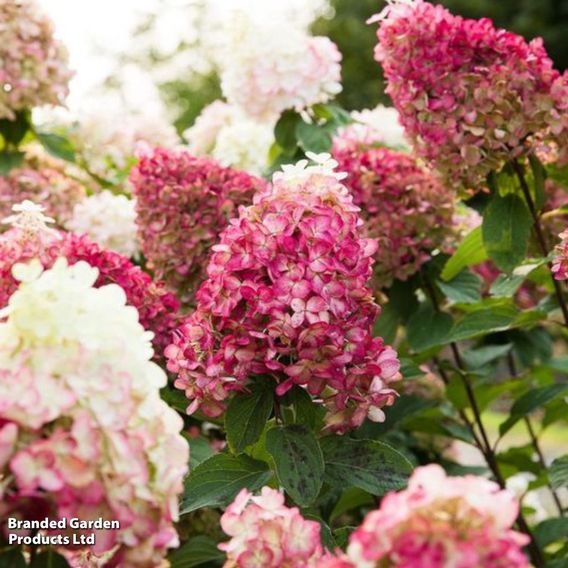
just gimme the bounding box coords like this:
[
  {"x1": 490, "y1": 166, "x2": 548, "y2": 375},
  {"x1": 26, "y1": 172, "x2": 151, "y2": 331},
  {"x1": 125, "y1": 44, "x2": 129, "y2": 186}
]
[
  {"x1": 184, "y1": 101, "x2": 275, "y2": 174},
  {"x1": 65, "y1": 190, "x2": 139, "y2": 258},
  {"x1": 332, "y1": 105, "x2": 409, "y2": 153},
  {"x1": 0, "y1": 0, "x2": 72, "y2": 119},
  {"x1": 332, "y1": 144, "x2": 455, "y2": 287},
  {"x1": 318, "y1": 464, "x2": 530, "y2": 568},
  {"x1": 216, "y1": 12, "x2": 342, "y2": 120},
  {"x1": 219, "y1": 487, "x2": 324, "y2": 567},
  {"x1": 165, "y1": 153, "x2": 401, "y2": 433},
  {"x1": 0, "y1": 202, "x2": 179, "y2": 354},
  {"x1": 0, "y1": 258, "x2": 188, "y2": 566},
  {"x1": 371, "y1": 0, "x2": 568, "y2": 191},
  {"x1": 130, "y1": 147, "x2": 266, "y2": 302}
]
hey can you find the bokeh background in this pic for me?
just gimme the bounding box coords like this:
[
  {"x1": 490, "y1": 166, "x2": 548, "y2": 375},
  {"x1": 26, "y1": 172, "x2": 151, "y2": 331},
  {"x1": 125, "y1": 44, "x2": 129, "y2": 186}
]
[{"x1": 38, "y1": 0, "x2": 568, "y2": 133}]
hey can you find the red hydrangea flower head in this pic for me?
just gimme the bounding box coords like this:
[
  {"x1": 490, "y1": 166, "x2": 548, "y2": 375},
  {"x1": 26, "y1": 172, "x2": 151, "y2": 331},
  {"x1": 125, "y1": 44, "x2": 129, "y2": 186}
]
[
  {"x1": 371, "y1": 0, "x2": 568, "y2": 192},
  {"x1": 130, "y1": 147, "x2": 266, "y2": 303},
  {"x1": 332, "y1": 144, "x2": 455, "y2": 287},
  {"x1": 166, "y1": 153, "x2": 401, "y2": 433}
]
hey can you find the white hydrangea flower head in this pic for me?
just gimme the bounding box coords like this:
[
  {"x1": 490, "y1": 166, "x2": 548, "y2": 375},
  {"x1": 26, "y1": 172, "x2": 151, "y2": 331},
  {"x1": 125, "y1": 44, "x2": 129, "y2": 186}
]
[
  {"x1": 216, "y1": 11, "x2": 342, "y2": 121},
  {"x1": 184, "y1": 101, "x2": 275, "y2": 174},
  {"x1": 0, "y1": 258, "x2": 188, "y2": 565},
  {"x1": 66, "y1": 107, "x2": 179, "y2": 181},
  {"x1": 183, "y1": 100, "x2": 234, "y2": 155},
  {"x1": 333, "y1": 105, "x2": 409, "y2": 151},
  {"x1": 65, "y1": 191, "x2": 139, "y2": 257}
]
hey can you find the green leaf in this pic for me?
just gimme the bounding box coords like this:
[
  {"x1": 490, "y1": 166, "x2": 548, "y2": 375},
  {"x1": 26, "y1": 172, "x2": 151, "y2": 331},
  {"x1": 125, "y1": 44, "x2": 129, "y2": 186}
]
[
  {"x1": 482, "y1": 193, "x2": 532, "y2": 273},
  {"x1": 533, "y1": 517, "x2": 568, "y2": 548},
  {"x1": 372, "y1": 301, "x2": 400, "y2": 344},
  {"x1": 490, "y1": 273, "x2": 525, "y2": 297},
  {"x1": 446, "y1": 305, "x2": 517, "y2": 343},
  {"x1": 30, "y1": 551, "x2": 70, "y2": 567},
  {"x1": 320, "y1": 437, "x2": 412, "y2": 496},
  {"x1": 225, "y1": 383, "x2": 274, "y2": 454},
  {"x1": 296, "y1": 120, "x2": 333, "y2": 153},
  {"x1": 180, "y1": 453, "x2": 272, "y2": 514},
  {"x1": 274, "y1": 111, "x2": 300, "y2": 155},
  {"x1": 437, "y1": 270, "x2": 481, "y2": 304},
  {"x1": 440, "y1": 421, "x2": 476, "y2": 444},
  {"x1": 0, "y1": 150, "x2": 24, "y2": 174},
  {"x1": 359, "y1": 395, "x2": 436, "y2": 436},
  {"x1": 499, "y1": 384, "x2": 568, "y2": 437},
  {"x1": 333, "y1": 526, "x2": 356, "y2": 550},
  {"x1": 312, "y1": 104, "x2": 351, "y2": 126},
  {"x1": 168, "y1": 536, "x2": 225, "y2": 567},
  {"x1": 441, "y1": 227, "x2": 487, "y2": 281},
  {"x1": 188, "y1": 436, "x2": 214, "y2": 469},
  {"x1": 161, "y1": 386, "x2": 191, "y2": 413},
  {"x1": 329, "y1": 487, "x2": 374, "y2": 523},
  {"x1": 550, "y1": 455, "x2": 568, "y2": 490},
  {"x1": 265, "y1": 424, "x2": 324, "y2": 506},
  {"x1": 406, "y1": 303, "x2": 452, "y2": 351},
  {"x1": 0, "y1": 110, "x2": 32, "y2": 146},
  {"x1": 36, "y1": 132, "x2": 76, "y2": 162},
  {"x1": 462, "y1": 344, "x2": 512, "y2": 370},
  {"x1": 281, "y1": 386, "x2": 324, "y2": 431}
]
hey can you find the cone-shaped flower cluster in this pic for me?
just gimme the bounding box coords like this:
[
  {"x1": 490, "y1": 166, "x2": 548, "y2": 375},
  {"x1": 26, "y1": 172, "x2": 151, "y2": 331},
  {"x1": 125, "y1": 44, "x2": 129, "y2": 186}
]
[
  {"x1": 0, "y1": 202, "x2": 179, "y2": 354},
  {"x1": 552, "y1": 228, "x2": 568, "y2": 281},
  {"x1": 0, "y1": 258, "x2": 188, "y2": 567},
  {"x1": 131, "y1": 147, "x2": 266, "y2": 303},
  {"x1": 165, "y1": 154, "x2": 401, "y2": 433},
  {"x1": 332, "y1": 144, "x2": 454, "y2": 287},
  {"x1": 0, "y1": 0, "x2": 72, "y2": 119},
  {"x1": 318, "y1": 465, "x2": 529, "y2": 568},
  {"x1": 0, "y1": 150, "x2": 86, "y2": 228},
  {"x1": 371, "y1": 0, "x2": 568, "y2": 191},
  {"x1": 219, "y1": 487, "x2": 323, "y2": 567},
  {"x1": 217, "y1": 12, "x2": 342, "y2": 121}
]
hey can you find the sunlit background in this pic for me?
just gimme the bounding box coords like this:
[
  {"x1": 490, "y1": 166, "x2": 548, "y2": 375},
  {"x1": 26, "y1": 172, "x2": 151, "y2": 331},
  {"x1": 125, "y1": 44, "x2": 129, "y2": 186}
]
[{"x1": 37, "y1": 0, "x2": 568, "y2": 135}]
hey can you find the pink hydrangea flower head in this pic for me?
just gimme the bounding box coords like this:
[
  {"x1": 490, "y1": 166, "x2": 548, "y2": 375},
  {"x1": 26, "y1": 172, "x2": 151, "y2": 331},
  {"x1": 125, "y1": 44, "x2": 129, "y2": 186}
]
[
  {"x1": 552, "y1": 228, "x2": 568, "y2": 281},
  {"x1": 130, "y1": 147, "x2": 266, "y2": 303},
  {"x1": 166, "y1": 153, "x2": 401, "y2": 433},
  {"x1": 219, "y1": 487, "x2": 323, "y2": 567},
  {"x1": 319, "y1": 464, "x2": 530, "y2": 568},
  {"x1": 0, "y1": 148, "x2": 86, "y2": 227},
  {"x1": 0, "y1": 0, "x2": 72, "y2": 119},
  {"x1": 332, "y1": 144, "x2": 455, "y2": 287},
  {"x1": 0, "y1": 202, "x2": 180, "y2": 354},
  {"x1": 371, "y1": 0, "x2": 568, "y2": 192},
  {"x1": 0, "y1": 258, "x2": 188, "y2": 566},
  {"x1": 217, "y1": 12, "x2": 342, "y2": 121}
]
